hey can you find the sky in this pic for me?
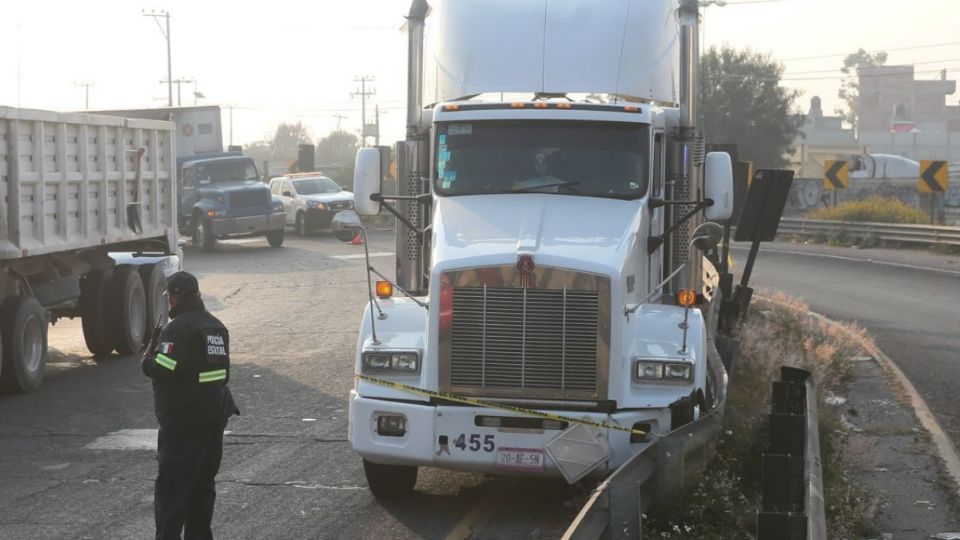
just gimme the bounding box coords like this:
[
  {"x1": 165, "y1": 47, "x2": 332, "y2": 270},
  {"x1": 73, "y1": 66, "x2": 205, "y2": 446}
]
[{"x1": 2, "y1": 0, "x2": 960, "y2": 148}]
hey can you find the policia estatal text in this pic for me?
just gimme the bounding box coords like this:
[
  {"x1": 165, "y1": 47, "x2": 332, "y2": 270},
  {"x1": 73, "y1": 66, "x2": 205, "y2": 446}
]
[{"x1": 142, "y1": 271, "x2": 239, "y2": 540}]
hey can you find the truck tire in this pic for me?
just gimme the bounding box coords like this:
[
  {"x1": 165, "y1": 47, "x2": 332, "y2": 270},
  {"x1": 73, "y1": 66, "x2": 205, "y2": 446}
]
[
  {"x1": 109, "y1": 266, "x2": 147, "y2": 355},
  {"x1": 362, "y1": 459, "x2": 417, "y2": 499},
  {"x1": 267, "y1": 227, "x2": 285, "y2": 248},
  {"x1": 80, "y1": 269, "x2": 114, "y2": 356},
  {"x1": 295, "y1": 212, "x2": 307, "y2": 236},
  {"x1": 193, "y1": 215, "x2": 216, "y2": 252},
  {"x1": 139, "y1": 263, "x2": 168, "y2": 331},
  {"x1": 0, "y1": 295, "x2": 47, "y2": 393}
]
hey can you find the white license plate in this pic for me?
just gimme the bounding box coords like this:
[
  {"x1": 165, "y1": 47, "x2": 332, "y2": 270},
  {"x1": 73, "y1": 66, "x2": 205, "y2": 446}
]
[{"x1": 495, "y1": 448, "x2": 545, "y2": 472}]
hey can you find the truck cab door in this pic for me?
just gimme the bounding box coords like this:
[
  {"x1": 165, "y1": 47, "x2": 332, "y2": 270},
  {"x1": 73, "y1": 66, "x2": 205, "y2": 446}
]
[
  {"x1": 180, "y1": 167, "x2": 199, "y2": 216},
  {"x1": 648, "y1": 132, "x2": 665, "y2": 298},
  {"x1": 283, "y1": 181, "x2": 298, "y2": 223}
]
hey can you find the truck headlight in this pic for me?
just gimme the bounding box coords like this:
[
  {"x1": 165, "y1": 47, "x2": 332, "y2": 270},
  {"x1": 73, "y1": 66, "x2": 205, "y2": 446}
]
[
  {"x1": 307, "y1": 200, "x2": 327, "y2": 210},
  {"x1": 634, "y1": 359, "x2": 693, "y2": 382},
  {"x1": 206, "y1": 209, "x2": 226, "y2": 218},
  {"x1": 273, "y1": 202, "x2": 284, "y2": 212},
  {"x1": 363, "y1": 351, "x2": 420, "y2": 374}
]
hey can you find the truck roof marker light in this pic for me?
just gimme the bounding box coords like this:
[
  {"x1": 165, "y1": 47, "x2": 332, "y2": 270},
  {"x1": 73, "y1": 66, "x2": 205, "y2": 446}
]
[
  {"x1": 444, "y1": 104, "x2": 460, "y2": 111},
  {"x1": 376, "y1": 280, "x2": 394, "y2": 298},
  {"x1": 624, "y1": 105, "x2": 640, "y2": 113},
  {"x1": 533, "y1": 102, "x2": 549, "y2": 109},
  {"x1": 511, "y1": 102, "x2": 526, "y2": 109},
  {"x1": 678, "y1": 289, "x2": 696, "y2": 308},
  {"x1": 556, "y1": 103, "x2": 572, "y2": 109}
]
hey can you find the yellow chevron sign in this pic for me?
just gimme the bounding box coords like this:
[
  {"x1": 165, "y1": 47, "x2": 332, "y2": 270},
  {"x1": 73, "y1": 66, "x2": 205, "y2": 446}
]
[
  {"x1": 919, "y1": 161, "x2": 948, "y2": 193},
  {"x1": 823, "y1": 160, "x2": 848, "y2": 190}
]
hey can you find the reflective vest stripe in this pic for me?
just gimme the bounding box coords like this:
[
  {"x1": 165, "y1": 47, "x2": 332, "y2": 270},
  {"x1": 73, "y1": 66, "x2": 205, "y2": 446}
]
[
  {"x1": 155, "y1": 354, "x2": 177, "y2": 371},
  {"x1": 198, "y1": 369, "x2": 227, "y2": 383}
]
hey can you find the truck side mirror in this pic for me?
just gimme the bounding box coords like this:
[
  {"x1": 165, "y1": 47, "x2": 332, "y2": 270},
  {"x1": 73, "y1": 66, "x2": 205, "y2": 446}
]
[
  {"x1": 704, "y1": 152, "x2": 734, "y2": 222},
  {"x1": 353, "y1": 148, "x2": 383, "y2": 216},
  {"x1": 282, "y1": 191, "x2": 292, "y2": 197}
]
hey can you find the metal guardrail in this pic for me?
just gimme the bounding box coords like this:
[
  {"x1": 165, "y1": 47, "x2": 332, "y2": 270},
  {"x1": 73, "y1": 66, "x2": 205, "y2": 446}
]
[
  {"x1": 778, "y1": 217, "x2": 960, "y2": 246},
  {"x1": 561, "y1": 331, "x2": 732, "y2": 540},
  {"x1": 758, "y1": 367, "x2": 827, "y2": 540}
]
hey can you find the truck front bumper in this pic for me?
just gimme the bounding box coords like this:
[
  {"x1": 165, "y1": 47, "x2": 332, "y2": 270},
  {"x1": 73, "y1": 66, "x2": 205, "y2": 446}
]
[
  {"x1": 349, "y1": 391, "x2": 671, "y2": 478},
  {"x1": 210, "y1": 212, "x2": 285, "y2": 237}
]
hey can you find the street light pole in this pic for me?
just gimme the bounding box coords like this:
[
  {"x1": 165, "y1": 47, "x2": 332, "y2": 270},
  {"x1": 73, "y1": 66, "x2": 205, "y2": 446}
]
[{"x1": 144, "y1": 10, "x2": 173, "y2": 106}]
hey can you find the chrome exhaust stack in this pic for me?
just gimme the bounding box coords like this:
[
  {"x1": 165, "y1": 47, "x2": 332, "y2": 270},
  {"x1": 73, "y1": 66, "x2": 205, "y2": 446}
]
[
  {"x1": 396, "y1": 0, "x2": 431, "y2": 295},
  {"x1": 669, "y1": 0, "x2": 704, "y2": 295}
]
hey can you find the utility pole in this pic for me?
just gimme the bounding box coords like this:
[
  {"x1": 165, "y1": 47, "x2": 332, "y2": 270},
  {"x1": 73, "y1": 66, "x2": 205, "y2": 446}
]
[
  {"x1": 74, "y1": 81, "x2": 94, "y2": 109},
  {"x1": 143, "y1": 10, "x2": 173, "y2": 106},
  {"x1": 333, "y1": 114, "x2": 348, "y2": 131},
  {"x1": 159, "y1": 77, "x2": 194, "y2": 106},
  {"x1": 226, "y1": 105, "x2": 234, "y2": 147},
  {"x1": 352, "y1": 76, "x2": 376, "y2": 147},
  {"x1": 374, "y1": 105, "x2": 381, "y2": 146}
]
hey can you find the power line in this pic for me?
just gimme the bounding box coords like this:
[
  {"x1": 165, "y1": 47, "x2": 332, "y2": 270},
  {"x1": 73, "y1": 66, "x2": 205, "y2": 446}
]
[
  {"x1": 784, "y1": 57, "x2": 960, "y2": 76},
  {"x1": 782, "y1": 40, "x2": 960, "y2": 63}
]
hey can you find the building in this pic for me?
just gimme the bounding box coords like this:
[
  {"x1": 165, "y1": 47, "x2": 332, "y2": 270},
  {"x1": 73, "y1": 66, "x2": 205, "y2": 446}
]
[{"x1": 857, "y1": 65, "x2": 960, "y2": 161}]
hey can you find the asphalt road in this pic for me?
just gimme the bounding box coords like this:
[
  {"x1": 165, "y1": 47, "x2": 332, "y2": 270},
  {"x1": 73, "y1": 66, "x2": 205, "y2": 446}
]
[
  {"x1": 734, "y1": 241, "x2": 960, "y2": 450},
  {"x1": 0, "y1": 229, "x2": 577, "y2": 540}
]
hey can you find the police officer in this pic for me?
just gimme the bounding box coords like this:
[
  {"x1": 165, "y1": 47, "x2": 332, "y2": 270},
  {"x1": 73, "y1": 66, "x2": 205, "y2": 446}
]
[{"x1": 142, "y1": 271, "x2": 239, "y2": 540}]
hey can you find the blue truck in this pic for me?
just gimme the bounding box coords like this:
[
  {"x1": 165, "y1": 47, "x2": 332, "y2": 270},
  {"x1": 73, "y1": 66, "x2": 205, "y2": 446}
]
[{"x1": 96, "y1": 106, "x2": 285, "y2": 251}]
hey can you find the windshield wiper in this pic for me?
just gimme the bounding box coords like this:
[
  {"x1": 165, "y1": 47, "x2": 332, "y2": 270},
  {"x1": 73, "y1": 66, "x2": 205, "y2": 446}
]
[{"x1": 502, "y1": 181, "x2": 582, "y2": 194}]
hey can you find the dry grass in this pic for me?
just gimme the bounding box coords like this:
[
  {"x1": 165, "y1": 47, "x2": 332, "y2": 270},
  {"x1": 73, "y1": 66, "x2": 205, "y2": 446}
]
[
  {"x1": 806, "y1": 197, "x2": 929, "y2": 224},
  {"x1": 645, "y1": 292, "x2": 879, "y2": 538}
]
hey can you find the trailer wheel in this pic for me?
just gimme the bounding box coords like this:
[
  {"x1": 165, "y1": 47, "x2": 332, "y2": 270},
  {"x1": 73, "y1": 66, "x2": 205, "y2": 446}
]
[
  {"x1": 362, "y1": 459, "x2": 417, "y2": 499},
  {"x1": 109, "y1": 266, "x2": 147, "y2": 355},
  {"x1": 80, "y1": 269, "x2": 114, "y2": 356},
  {"x1": 267, "y1": 227, "x2": 285, "y2": 248},
  {"x1": 139, "y1": 263, "x2": 168, "y2": 331},
  {"x1": 193, "y1": 215, "x2": 216, "y2": 252},
  {"x1": 0, "y1": 295, "x2": 47, "y2": 393}
]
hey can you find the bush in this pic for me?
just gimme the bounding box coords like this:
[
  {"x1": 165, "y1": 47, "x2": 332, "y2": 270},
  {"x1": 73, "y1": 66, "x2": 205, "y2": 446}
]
[
  {"x1": 645, "y1": 293, "x2": 878, "y2": 538},
  {"x1": 806, "y1": 197, "x2": 928, "y2": 224}
]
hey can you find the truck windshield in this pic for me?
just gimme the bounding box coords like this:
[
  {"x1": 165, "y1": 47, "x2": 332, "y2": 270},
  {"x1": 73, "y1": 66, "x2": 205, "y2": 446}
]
[
  {"x1": 293, "y1": 178, "x2": 340, "y2": 195},
  {"x1": 195, "y1": 160, "x2": 259, "y2": 185},
  {"x1": 434, "y1": 121, "x2": 650, "y2": 199}
]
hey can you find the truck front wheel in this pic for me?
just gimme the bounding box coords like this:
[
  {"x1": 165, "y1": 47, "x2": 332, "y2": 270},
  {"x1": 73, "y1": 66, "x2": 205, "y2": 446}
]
[
  {"x1": 0, "y1": 295, "x2": 47, "y2": 393},
  {"x1": 267, "y1": 227, "x2": 285, "y2": 248},
  {"x1": 362, "y1": 459, "x2": 417, "y2": 499},
  {"x1": 193, "y1": 216, "x2": 216, "y2": 252},
  {"x1": 109, "y1": 266, "x2": 147, "y2": 355}
]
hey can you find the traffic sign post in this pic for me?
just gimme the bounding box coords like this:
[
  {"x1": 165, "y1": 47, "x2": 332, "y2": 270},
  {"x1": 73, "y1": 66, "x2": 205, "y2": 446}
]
[
  {"x1": 823, "y1": 160, "x2": 849, "y2": 191},
  {"x1": 919, "y1": 161, "x2": 949, "y2": 224}
]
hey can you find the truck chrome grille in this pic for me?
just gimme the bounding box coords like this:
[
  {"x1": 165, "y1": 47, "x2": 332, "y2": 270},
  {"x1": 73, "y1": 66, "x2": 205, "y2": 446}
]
[
  {"x1": 229, "y1": 190, "x2": 269, "y2": 209},
  {"x1": 450, "y1": 286, "x2": 600, "y2": 396}
]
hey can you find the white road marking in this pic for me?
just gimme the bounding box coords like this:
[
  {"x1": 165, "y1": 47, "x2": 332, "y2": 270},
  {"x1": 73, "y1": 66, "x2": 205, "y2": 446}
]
[
  {"x1": 328, "y1": 252, "x2": 395, "y2": 260},
  {"x1": 85, "y1": 429, "x2": 158, "y2": 451},
  {"x1": 732, "y1": 245, "x2": 960, "y2": 277}
]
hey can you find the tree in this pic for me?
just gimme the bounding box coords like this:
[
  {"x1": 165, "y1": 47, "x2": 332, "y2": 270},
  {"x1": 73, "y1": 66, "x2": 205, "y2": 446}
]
[
  {"x1": 241, "y1": 122, "x2": 315, "y2": 172},
  {"x1": 316, "y1": 130, "x2": 361, "y2": 188},
  {"x1": 837, "y1": 48, "x2": 887, "y2": 129},
  {"x1": 700, "y1": 46, "x2": 804, "y2": 168}
]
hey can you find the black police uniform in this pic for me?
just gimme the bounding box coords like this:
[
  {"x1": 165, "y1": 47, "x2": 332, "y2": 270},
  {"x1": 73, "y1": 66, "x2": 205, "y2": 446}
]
[{"x1": 142, "y1": 273, "x2": 238, "y2": 540}]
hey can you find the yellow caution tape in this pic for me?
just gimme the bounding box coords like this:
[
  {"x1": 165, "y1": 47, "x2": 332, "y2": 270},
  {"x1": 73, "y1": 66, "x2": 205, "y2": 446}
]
[{"x1": 356, "y1": 373, "x2": 648, "y2": 436}]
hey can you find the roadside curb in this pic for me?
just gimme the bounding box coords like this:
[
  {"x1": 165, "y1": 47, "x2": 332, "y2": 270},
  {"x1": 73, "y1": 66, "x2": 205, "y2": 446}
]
[{"x1": 757, "y1": 295, "x2": 960, "y2": 499}]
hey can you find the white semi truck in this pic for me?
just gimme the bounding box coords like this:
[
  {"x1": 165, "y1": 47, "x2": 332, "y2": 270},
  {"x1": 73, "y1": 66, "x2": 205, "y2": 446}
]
[
  {"x1": 0, "y1": 106, "x2": 179, "y2": 393},
  {"x1": 341, "y1": 0, "x2": 737, "y2": 498}
]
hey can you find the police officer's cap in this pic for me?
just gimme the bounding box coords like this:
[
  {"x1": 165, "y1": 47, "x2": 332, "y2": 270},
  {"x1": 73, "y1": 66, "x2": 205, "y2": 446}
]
[{"x1": 166, "y1": 271, "x2": 200, "y2": 296}]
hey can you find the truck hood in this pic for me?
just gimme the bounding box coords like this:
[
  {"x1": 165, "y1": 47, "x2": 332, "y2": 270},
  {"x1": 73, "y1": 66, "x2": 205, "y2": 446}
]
[
  {"x1": 198, "y1": 180, "x2": 266, "y2": 193},
  {"x1": 302, "y1": 192, "x2": 354, "y2": 203},
  {"x1": 433, "y1": 194, "x2": 641, "y2": 275}
]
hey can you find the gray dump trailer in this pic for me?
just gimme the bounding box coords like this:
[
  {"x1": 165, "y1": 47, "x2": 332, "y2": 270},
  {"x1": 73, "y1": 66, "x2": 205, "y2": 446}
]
[{"x1": 0, "y1": 106, "x2": 178, "y2": 392}]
